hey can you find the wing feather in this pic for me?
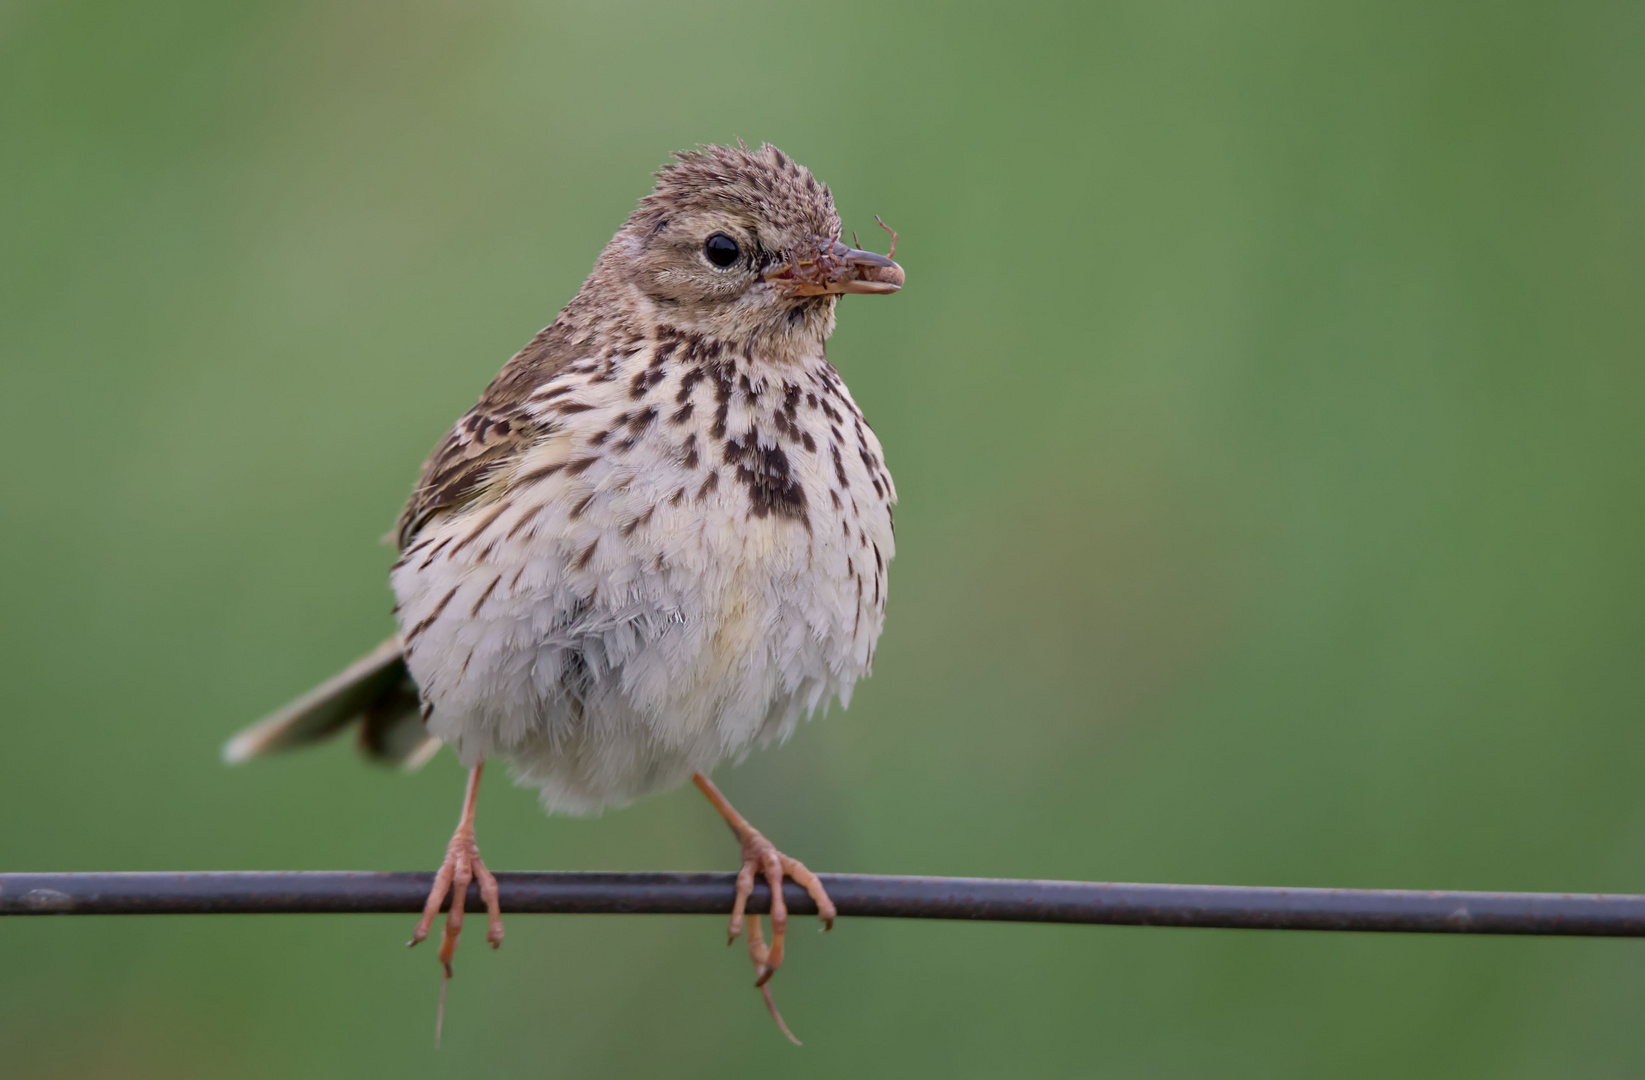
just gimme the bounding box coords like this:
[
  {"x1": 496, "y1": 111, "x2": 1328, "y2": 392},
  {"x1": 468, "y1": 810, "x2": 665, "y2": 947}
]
[
  {"x1": 226, "y1": 312, "x2": 623, "y2": 768},
  {"x1": 394, "y1": 320, "x2": 592, "y2": 548}
]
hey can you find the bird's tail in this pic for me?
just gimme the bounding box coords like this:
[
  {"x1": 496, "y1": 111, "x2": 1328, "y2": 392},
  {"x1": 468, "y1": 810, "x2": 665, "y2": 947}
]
[{"x1": 221, "y1": 637, "x2": 441, "y2": 769}]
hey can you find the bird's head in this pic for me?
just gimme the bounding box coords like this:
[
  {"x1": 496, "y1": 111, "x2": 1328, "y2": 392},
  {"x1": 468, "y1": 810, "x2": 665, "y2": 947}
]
[{"x1": 598, "y1": 142, "x2": 903, "y2": 356}]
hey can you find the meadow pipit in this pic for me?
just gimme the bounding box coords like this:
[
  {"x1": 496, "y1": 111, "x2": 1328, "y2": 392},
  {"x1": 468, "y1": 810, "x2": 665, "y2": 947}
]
[{"x1": 224, "y1": 142, "x2": 903, "y2": 1042}]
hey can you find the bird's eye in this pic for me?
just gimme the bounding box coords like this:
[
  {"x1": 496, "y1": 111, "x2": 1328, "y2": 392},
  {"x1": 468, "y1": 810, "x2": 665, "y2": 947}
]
[{"x1": 703, "y1": 233, "x2": 740, "y2": 268}]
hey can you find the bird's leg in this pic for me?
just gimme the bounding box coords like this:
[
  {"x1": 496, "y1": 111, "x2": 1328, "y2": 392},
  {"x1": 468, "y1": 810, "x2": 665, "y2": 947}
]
[
  {"x1": 409, "y1": 762, "x2": 504, "y2": 1041},
  {"x1": 692, "y1": 771, "x2": 835, "y2": 1044}
]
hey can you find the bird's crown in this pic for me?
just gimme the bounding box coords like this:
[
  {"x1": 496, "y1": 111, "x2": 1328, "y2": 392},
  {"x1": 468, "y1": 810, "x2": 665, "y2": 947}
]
[{"x1": 635, "y1": 142, "x2": 842, "y2": 243}]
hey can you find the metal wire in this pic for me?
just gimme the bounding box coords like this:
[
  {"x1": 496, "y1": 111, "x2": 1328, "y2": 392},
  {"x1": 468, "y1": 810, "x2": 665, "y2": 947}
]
[{"x1": 3, "y1": 872, "x2": 1644, "y2": 936}]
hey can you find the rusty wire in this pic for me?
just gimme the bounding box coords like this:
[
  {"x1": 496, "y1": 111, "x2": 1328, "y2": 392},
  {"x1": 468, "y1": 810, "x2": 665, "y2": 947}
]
[{"x1": 3, "y1": 871, "x2": 1644, "y2": 936}]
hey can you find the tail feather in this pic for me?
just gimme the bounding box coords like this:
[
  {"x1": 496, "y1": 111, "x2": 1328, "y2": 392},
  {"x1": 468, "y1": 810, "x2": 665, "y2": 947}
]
[{"x1": 222, "y1": 637, "x2": 440, "y2": 768}]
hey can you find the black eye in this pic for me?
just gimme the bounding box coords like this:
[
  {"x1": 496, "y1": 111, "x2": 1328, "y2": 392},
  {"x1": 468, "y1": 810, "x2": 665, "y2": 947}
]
[{"x1": 704, "y1": 232, "x2": 740, "y2": 268}]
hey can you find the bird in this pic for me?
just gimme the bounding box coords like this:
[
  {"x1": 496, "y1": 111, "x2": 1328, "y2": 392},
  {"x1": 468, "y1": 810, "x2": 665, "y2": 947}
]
[{"x1": 222, "y1": 141, "x2": 903, "y2": 1043}]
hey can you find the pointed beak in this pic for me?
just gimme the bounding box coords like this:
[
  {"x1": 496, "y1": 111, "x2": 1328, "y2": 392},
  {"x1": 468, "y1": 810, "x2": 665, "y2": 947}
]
[{"x1": 764, "y1": 239, "x2": 905, "y2": 297}]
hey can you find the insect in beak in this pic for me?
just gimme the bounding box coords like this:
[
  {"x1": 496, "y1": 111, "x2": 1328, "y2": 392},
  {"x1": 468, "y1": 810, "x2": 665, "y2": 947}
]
[{"x1": 764, "y1": 218, "x2": 903, "y2": 296}]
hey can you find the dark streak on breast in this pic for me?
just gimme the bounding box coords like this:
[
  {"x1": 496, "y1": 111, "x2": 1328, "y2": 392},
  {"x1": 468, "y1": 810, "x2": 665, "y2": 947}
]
[
  {"x1": 505, "y1": 504, "x2": 544, "y2": 541},
  {"x1": 470, "y1": 574, "x2": 503, "y2": 617},
  {"x1": 723, "y1": 432, "x2": 807, "y2": 523},
  {"x1": 418, "y1": 536, "x2": 453, "y2": 570},
  {"x1": 449, "y1": 500, "x2": 513, "y2": 556},
  {"x1": 517, "y1": 461, "x2": 565, "y2": 485},
  {"x1": 621, "y1": 506, "x2": 656, "y2": 536},
  {"x1": 405, "y1": 585, "x2": 459, "y2": 646}
]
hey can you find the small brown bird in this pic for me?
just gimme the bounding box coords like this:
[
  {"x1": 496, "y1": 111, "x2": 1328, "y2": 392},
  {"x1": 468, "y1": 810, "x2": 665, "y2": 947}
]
[{"x1": 223, "y1": 143, "x2": 903, "y2": 1041}]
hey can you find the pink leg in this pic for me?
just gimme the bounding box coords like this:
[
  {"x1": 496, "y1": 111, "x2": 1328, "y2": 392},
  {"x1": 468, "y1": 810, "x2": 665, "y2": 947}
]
[
  {"x1": 409, "y1": 762, "x2": 503, "y2": 1044},
  {"x1": 693, "y1": 771, "x2": 836, "y2": 1045}
]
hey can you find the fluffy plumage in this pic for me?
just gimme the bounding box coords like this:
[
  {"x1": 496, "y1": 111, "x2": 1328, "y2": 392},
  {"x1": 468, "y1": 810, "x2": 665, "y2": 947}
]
[
  {"x1": 232, "y1": 142, "x2": 899, "y2": 812},
  {"x1": 392, "y1": 143, "x2": 895, "y2": 812},
  {"x1": 226, "y1": 145, "x2": 902, "y2": 1038}
]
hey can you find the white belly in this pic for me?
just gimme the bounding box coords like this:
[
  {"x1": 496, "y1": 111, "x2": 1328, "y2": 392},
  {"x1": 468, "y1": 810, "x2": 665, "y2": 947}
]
[{"x1": 390, "y1": 356, "x2": 893, "y2": 814}]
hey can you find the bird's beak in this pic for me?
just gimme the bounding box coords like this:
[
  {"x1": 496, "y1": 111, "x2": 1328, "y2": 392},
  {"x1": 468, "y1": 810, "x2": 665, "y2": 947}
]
[{"x1": 764, "y1": 238, "x2": 905, "y2": 297}]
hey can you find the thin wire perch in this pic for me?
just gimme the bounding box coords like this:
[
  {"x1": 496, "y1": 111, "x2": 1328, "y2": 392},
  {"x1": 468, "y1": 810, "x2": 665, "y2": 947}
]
[{"x1": 3, "y1": 872, "x2": 1644, "y2": 936}]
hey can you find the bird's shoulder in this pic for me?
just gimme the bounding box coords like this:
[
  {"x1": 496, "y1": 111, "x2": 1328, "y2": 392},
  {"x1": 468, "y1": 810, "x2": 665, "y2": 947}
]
[{"x1": 394, "y1": 317, "x2": 645, "y2": 550}]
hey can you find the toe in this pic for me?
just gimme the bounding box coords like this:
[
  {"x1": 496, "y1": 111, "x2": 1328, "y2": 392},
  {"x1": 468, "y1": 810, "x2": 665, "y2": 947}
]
[
  {"x1": 438, "y1": 854, "x2": 474, "y2": 967},
  {"x1": 760, "y1": 850, "x2": 788, "y2": 981},
  {"x1": 471, "y1": 854, "x2": 504, "y2": 949},
  {"x1": 728, "y1": 859, "x2": 756, "y2": 943},
  {"x1": 410, "y1": 859, "x2": 456, "y2": 948},
  {"x1": 780, "y1": 854, "x2": 836, "y2": 929},
  {"x1": 746, "y1": 912, "x2": 772, "y2": 984}
]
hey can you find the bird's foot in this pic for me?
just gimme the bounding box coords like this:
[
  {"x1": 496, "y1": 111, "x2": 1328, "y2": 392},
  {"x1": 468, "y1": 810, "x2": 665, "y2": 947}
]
[
  {"x1": 730, "y1": 830, "x2": 834, "y2": 1045},
  {"x1": 405, "y1": 763, "x2": 501, "y2": 1045},
  {"x1": 727, "y1": 828, "x2": 836, "y2": 982},
  {"x1": 693, "y1": 772, "x2": 834, "y2": 1045},
  {"x1": 408, "y1": 801, "x2": 503, "y2": 1047},
  {"x1": 409, "y1": 820, "x2": 504, "y2": 969}
]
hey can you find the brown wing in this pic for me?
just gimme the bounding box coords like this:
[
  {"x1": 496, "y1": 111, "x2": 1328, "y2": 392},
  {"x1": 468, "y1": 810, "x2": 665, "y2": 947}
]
[{"x1": 394, "y1": 321, "x2": 588, "y2": 550}]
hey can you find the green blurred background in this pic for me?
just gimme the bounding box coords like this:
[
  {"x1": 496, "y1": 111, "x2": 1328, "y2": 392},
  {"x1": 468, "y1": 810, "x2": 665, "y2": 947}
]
[{"x1": 2, "y1": 0, "x2": 1642, "y2": 1075}]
